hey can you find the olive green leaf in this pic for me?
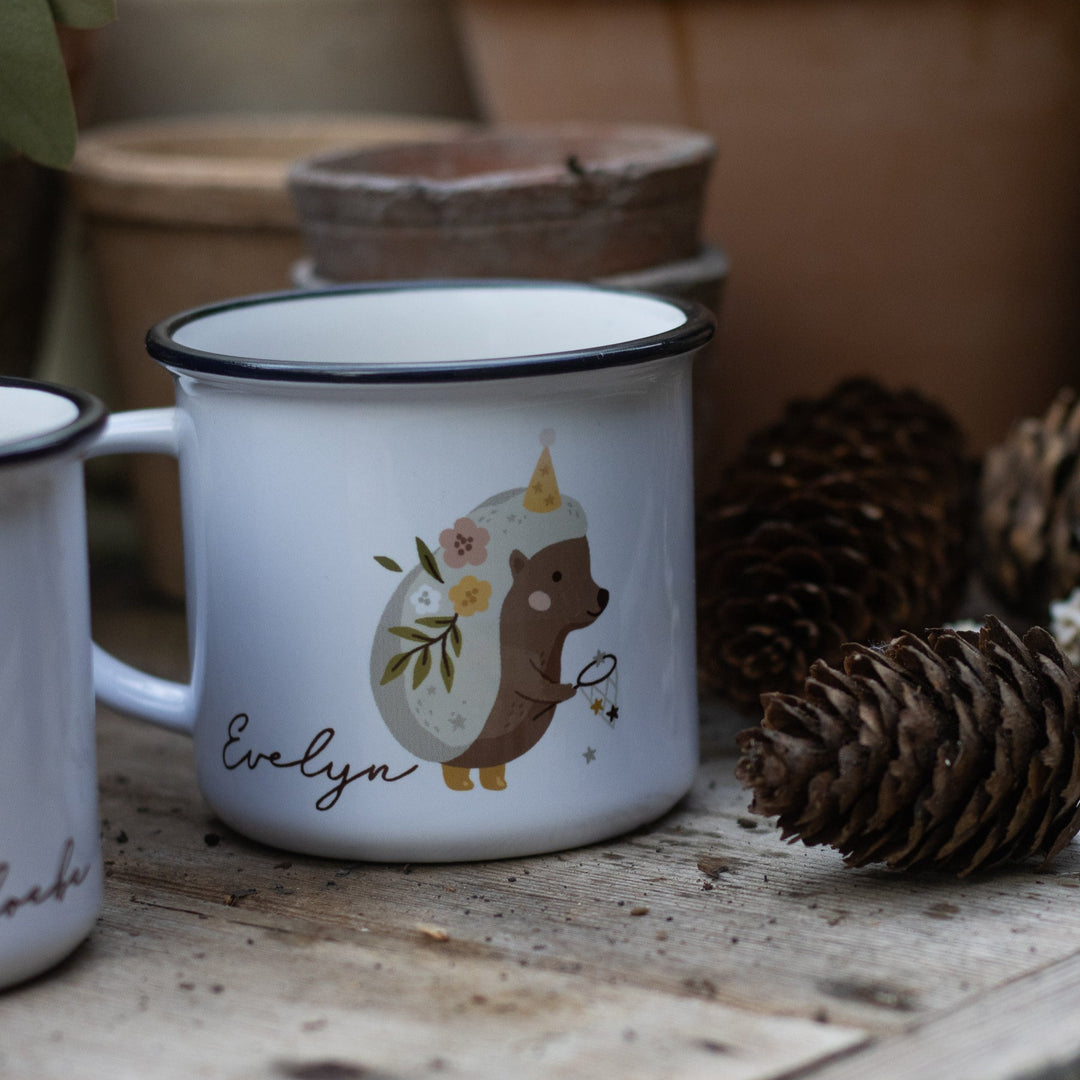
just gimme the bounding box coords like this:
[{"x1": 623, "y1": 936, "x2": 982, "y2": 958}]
[
  {"x1": 380, "y1": 652, "x2": 411, "y2": 686},
  {"x1": 416, "y1": 615, "x2": 455, "y2": 628},
  {"x1": 439, "y1": 644, "x2": 455, "y2": 693},
  {"x1": 374, "y1": 555, "x2": 403, "y2": 573},
  {"x1": 412, "y1": 646, "x2": 432, "y2": 690},
  {"x1": 449, "y1": 622, "x2": 463, "y2": 657},
  {"x1": 0, "y1": 0, "x2": 116, "y2": 168},
  {"x1": 416, "y1": 537, "x2": 444, "y2": 584},
  {"x1": 388, "y1": 626, "x2": 434, "y2": 643}
]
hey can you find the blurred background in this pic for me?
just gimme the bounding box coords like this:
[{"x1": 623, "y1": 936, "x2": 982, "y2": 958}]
[{"x1": 6, "y1": 0, "x2": 1080, "y2": 597}]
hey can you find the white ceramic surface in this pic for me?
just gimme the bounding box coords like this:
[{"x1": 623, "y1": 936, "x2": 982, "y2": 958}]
[
  {"x1": 0, "y1": 379, "x2": 106, "y2": 991},
  {"x1": 91, "y1": 282, "x2": 715, "y2": 861}
]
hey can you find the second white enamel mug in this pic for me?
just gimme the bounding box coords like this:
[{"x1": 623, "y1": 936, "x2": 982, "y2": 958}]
[{"x1": 1, "y1": 378, "x2": 105, "y2": 989}]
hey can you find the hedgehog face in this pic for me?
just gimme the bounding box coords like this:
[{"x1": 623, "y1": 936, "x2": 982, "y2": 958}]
[{"x1": 507, "y1": 536, "x2": 608, "y2": 634}]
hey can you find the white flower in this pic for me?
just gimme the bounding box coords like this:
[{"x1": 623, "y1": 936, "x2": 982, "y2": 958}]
[{"x1": 410, "y1": 585, "x2": 442, "y2": 614}]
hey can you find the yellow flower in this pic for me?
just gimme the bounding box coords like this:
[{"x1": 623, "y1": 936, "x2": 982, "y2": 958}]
[{"x1": 448, "y1": 575, "x2": 492, "y2": 617}]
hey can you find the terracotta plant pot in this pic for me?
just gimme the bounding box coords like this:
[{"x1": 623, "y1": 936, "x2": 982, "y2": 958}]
[
  {"x1": 69, "y1": 113, "x2": 469, "y2": 597},
  {"x1": 287, "y1": 123, "x2": 716, "y2": 281}
]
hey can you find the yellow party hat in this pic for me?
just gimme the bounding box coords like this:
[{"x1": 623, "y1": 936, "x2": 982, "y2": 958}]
[{"x1": 523, "y1": 429, "x2": 562, "y2": 513}]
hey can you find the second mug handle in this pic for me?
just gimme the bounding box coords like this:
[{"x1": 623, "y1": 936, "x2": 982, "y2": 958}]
[{"x1": 87, "y1": 408, "x2": 197, "y2": 736}]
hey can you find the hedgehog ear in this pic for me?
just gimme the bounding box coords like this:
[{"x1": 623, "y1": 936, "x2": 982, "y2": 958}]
[{"x1": 509, "y1": 549, "x2": 528, "y2": 578}]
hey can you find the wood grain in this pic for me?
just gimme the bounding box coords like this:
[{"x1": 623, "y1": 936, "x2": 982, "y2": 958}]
[{"x1": 4, "y1": 596, "x2": 1080, "y2": 1077}]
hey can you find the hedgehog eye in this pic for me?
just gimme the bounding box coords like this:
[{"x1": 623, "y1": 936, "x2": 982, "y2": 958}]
[{"x1": 552, "y1": 570, "x2": 563, "y2": 583}]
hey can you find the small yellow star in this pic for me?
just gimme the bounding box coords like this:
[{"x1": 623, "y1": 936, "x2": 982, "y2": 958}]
[{"x1": 590, "y1": 698, "x2": 604, "y2": 714}]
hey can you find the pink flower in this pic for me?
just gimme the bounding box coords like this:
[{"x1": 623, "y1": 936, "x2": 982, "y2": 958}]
[{"x1": 439, "y1": 517, "x2": 490, "y2": 568}]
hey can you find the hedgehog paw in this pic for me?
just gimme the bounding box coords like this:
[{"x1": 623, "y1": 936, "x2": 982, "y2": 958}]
[
  {"x1": 479, "y1": 765, "x2": 507, "y2": 791},
  {"x1": 441, "y1": 764, "x2": 474, "y2": 791}
]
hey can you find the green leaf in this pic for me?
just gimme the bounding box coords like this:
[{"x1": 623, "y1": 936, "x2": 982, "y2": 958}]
[
  {"x1": 387, "y1": 626, "x2": 434, "y2": 643},
  {"x1": 374, "y1": 555, "x2": 403, "y2": 573},
  {"x1": 412, "y1": 646, "x2": 432, "y2": 690},
  {"x1": 48, "y1": 0, "x2": 116, "y2": 28},
  {"x1": 379, "y1": 652, "x2": 411, "y2": 686},
  {"x1": 439, "y1": 644, "x2": 455, "y2": 693},
  {"x1": 416, "y1": 537, "x2": 444, "y2": 584},
  {"x1": 416, "y1": 616, "x2": 455, "y2": 628},
  {"x1": 450, "y1": 622, "x2": 463, "y2": 657},
  {"x1": 0, "y1": 0, "x2": 78, "y2": 167}
]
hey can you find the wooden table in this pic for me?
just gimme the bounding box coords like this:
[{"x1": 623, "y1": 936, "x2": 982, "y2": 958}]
[{"x1": 4, "y1": 586, "x2": 1080, "y2": 1079}]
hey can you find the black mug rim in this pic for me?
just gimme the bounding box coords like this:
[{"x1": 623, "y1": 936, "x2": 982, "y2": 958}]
[
  {"x1": 145, "y1": 280, "x2": 716, "y2": 384},
  {"x1": 0, "y1": 376, "x2": 107, "y2": 466}
]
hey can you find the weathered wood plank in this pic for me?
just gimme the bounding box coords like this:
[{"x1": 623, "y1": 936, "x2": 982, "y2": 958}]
[
  {"x1": 90, "y1": 697, "x2": 1080, "y2": 1036},
  {"x1": 787, "y1": 950, "x2": 1080, "y2": 1080},
  {"x1": 0, "y1": 878, "x2": 862, "y2": 1080},
  {"x1": 29, "y1": 591, "x2": 1079, "y2": 1080}
]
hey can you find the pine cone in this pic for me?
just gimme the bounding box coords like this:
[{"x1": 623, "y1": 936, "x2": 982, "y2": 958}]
[
  {"x1": 980, "y1": 388, "x2": 1080, "y2": 618},
  {"x1": 735, "y1": 616, "x2": 1080, "y2": 876},
  {"x1": 697, "y1": 378, "x2": 973, "y2": 710}
]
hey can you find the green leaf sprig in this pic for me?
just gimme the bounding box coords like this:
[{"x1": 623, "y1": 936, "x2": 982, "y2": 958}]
[
  {"x1": 376, "y1": 536, "x2": 458, "y2": 691},
  {"x1": 1, "y1": 0, "x2": 117, "y2": 168}
]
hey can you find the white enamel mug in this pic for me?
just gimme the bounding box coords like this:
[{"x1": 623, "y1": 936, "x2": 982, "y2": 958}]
[
  {"x1": 91, "y1": 282, "x2": 715, "y2": 861},
  {"x1": 0, "y1": 378, "x2": 106, "y2": 990}
]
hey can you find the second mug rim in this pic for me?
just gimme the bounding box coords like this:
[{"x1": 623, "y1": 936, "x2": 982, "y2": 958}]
[
  {"x1": 145, "y1": 279, "x2": 716, "y2": 385},
  {"x1": 0, "y1": 377, "x2": 107, "y2": 467}
]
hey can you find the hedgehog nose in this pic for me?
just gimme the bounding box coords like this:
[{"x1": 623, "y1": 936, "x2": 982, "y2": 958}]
[{"x1": 596, "y1": 588, "x2": 609, "y2": 611}]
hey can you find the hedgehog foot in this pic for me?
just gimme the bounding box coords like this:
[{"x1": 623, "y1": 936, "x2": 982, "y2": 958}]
[
  {"x1": 441, "y1": 764, "x2": 474, "y2": 791},
  {"x1": 479, "y1": 765, "x2": 507, "y2": 791}
]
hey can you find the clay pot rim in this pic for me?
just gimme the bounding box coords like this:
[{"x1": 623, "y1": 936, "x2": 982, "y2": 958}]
[
  {"x1": 69, "y1": 113, "x2": 471, "y2": 227},
  {"x1": 288, "y1": 122, "x2": 716, "y2": 208},
  {"x1": 74, "y1": 113, "x2": 470, "y2": 189}
]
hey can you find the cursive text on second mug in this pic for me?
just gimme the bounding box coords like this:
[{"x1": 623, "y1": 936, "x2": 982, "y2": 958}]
[
  {"x1": 0, "y1": 838, "x2": 92, "y2": 918},
  {"x1": 221, "y1": 713, "x2": 419, "y2": 811}
]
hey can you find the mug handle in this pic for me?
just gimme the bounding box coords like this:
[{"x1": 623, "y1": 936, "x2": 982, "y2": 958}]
[{"x1": 86, "y1": 408, "x2": 197, "y2": 735}]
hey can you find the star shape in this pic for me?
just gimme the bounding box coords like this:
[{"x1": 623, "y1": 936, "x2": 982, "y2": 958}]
[
  {"x1": 590, "y1": 698, "x2": 605, "y2": 714},
  {"x1": 583, "y1": 747, "x2": 597, "y2": 764},
  {"x1": 606, "y1": 705, "x2": 619, "y2": 723}
]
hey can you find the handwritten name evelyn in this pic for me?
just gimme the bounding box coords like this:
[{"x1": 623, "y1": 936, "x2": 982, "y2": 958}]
[
  {"x1": 222, "y1": 713, "x2": 418, "y2": 810},
  {"x1": 0, "y1": 838, "x2": 92, "y2": 918}
]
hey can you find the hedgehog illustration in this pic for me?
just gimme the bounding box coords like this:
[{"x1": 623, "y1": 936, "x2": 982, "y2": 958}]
[{"x1": 371, "y1": 432, "x2": 609, "y2": 791}]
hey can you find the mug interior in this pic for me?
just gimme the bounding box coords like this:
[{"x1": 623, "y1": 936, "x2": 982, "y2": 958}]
[
  {"x1": 157, "y1": 283, "x2": 712, "y2": 381},
  {"x1": 0, "y1": 387, "x2": 78, "y2": 444},
  {"x1": 0, "y1": 380, "x2": 105, "y2": 463},
  {"x1": 0, "y1": 380, "x2": 106, "y2": 464}
]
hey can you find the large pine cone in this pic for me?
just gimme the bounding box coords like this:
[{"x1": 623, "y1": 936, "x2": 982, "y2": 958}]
[
  {"x1": 980, "y1": 388, "x2": 1080, "y2": 618},
  {"x1": 697, "y1": 378, "x2": 973, "y2": 710},
  {"x1": 735, "y1": 617, "x2": 1080, "y2": 876}
]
